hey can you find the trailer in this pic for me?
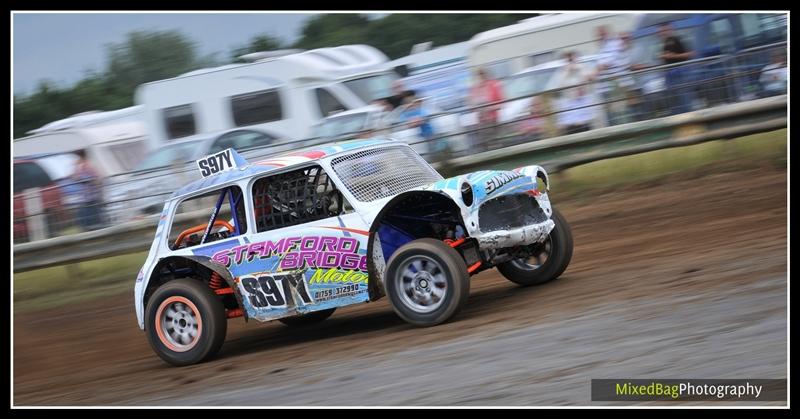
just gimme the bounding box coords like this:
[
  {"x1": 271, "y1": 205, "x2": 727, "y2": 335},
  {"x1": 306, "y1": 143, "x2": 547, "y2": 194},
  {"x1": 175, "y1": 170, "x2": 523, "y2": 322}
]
[
  {"x1": 467, "y1": 13, "x2": 639, "y2": 79},
  {"x1": 135, "y1": 45, "x2": 399, "y2": 149}
]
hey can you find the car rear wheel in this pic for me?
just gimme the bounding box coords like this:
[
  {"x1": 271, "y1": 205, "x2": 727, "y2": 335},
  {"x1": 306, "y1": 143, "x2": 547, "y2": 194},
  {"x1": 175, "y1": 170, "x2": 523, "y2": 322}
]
[
  {"x1": 385, "y1": 238, "x2": 470, "y2": 327},
  {"x1": 145, "y1": 278, "x2": 227, "y2": 366},
  {"x1": 497, "y1": 208, "x2": 573, "y2": 286}
]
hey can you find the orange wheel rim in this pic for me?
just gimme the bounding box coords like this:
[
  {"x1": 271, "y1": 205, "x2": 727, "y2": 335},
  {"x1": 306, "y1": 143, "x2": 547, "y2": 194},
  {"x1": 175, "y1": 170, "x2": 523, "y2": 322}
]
[{"x1": 155, "y1": 296, "x2": 203, "y2": 352}]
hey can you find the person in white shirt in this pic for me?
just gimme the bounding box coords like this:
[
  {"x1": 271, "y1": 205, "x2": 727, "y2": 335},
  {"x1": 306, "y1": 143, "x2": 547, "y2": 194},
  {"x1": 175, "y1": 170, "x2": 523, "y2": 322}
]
[
  {"x1": 595, "y1": 25, "x2": 625, "y2": 81},
  {"x1": 550, "y1": 51, "x2": 594, "y2": 100},
  {"x1": 557, "y1": 85, "x2": 596, "y2": 135},
  {"x1": 760, "y1": 51, "x2": 787, "y2": 97},
  {"x1": 595, "y1": 28, "x2": 640, "y2": 126}
]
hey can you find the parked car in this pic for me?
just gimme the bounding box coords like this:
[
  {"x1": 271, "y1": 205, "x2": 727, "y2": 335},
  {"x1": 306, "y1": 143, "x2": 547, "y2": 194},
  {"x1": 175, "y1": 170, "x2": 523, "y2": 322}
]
[
  {"x1": 105, "y1": 128, "x2": 285, "y2": 222},
  {"x1": 312, "y1": 104, "x2": 461, "y2": 157},
  {"x1": 135, "y1": 138, "x2": 573, "y2": 365},
  {"x1": 312, "y1": 105, "x2": 427, "y2": 155},
  {"x1": 13, "y1": 159, "x2": 68, "y2": 243}
]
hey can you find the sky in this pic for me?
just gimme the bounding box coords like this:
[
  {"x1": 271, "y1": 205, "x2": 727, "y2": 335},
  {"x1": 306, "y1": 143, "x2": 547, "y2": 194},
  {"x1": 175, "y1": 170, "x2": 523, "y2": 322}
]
[{"x1": 12, "y1": 13, "x2": 327, "y2": 96}]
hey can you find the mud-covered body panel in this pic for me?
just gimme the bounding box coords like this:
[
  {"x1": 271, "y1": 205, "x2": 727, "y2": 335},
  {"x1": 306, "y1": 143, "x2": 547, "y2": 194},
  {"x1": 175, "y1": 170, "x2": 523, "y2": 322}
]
[{"x1": 417, "y1": 167, "x2": 555, "y2": 248}]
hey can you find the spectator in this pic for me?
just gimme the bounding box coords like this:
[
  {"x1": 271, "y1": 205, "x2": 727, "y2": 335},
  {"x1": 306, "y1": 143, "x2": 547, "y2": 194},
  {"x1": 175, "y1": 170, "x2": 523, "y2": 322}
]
[
  {"x1": 386, "y1": 80, "x2": 408, "y2": 110},
  {"x1": 595, "y1": 29, "x2": 639, "y2": 125},
  {"x1": 70, "y1": 149, "x2": 104, "y2": 231},
  {"x1": 399, "y1": 92, "x2": 435, "y2": 140},
  {"x1": 556, "y1": 85, "x2": 596, "y2": 135},
  {"x1": 658, "y1": 22, "x2": 695, "y2": 115},
  {"x1": 468, "y1": 67, "x2": 504, "y2": 150},
  {"x1": 518, "y1": 96, "x2": 546, "y2": 141},
  {"x1": 759, "y1": 50, "x2": 787, "y2": 97},
  {"x1": 550, "y1": 51, "x2": 594, "y2": 100},
  {"x1": 370, "y1": 98, "x2": 394, "y2": 133},
  {"x1": 595, "y1": 25, "x2": 625, "y2": 77}
]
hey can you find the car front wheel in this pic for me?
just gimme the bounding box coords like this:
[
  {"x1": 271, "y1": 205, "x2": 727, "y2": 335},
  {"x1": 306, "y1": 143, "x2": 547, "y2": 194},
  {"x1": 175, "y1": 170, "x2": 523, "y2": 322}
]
[
  {"x1": 385, "y1": 238, "x2": 470, "y2": 327},
  {"x1": 497, "y1": 208, "x2": 573, "y2": 286}
]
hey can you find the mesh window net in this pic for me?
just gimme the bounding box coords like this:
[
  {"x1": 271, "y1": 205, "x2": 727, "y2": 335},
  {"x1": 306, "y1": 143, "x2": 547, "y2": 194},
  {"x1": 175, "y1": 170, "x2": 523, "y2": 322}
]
[{"x1": 330, "y1": 146, "x2": 442, "y2": 202}]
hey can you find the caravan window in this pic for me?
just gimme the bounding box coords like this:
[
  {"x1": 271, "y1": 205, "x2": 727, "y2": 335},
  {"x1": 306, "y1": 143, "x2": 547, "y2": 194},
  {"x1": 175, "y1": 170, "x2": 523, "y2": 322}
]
[
  {"x1": 13, "y1": 162, "x2": 53, "y2": 193},
  {"x1": 315, "y1": 88, "x2": 347, "y2": 117},
  {"x1": 230, "y1": 90, "x2": 283, "y2": 127},
  {"x1": 528, "y1": 51, "x2": 557, "y2": 68},
  {"x1": 707, "y1": 17, "x2": 736, "y2": 54},
  {"x1": 163, "y1": 104, "x2": 197, "y2": 140},
  {"x1": 738, "y1": 14, "x2": 787, "y2": 47},
  {"x1": 343, "y1": 72, "x2": 398, "y2": 103}
]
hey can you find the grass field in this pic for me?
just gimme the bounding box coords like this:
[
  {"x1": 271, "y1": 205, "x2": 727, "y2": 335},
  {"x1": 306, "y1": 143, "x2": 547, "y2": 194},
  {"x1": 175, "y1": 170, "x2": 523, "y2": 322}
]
[
  {"x1": 14, "y1": 251, "x2": 147, "y2": 314},
  {"x1": 554, "y1": 129, "x2": 787, "y2": 197},
  {"x1": 13, "y1": 129, "x2": 787, "y2": 313}
]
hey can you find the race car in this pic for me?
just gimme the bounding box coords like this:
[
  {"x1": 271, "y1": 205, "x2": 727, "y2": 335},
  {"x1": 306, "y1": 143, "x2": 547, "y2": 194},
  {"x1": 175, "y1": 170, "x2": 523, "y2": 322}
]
[{"x1": 134, "y1": 138, "x2": 573, "y2": 366}]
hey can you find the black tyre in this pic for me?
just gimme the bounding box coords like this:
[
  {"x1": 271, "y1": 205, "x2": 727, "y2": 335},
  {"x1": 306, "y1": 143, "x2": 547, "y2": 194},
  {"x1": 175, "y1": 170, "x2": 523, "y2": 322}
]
[
  {"x1": 145, "y1": 278, "x2": 227, "y2": 366},
  {"x1": 385, "y1": 238, "x2": 470, "y2": 326},
  {"x1": 497, "y1": 208, "x2": 573, "y2": 286},
  {"x1": 278, "y1": 308, "x2": 336, "y2": 327}
]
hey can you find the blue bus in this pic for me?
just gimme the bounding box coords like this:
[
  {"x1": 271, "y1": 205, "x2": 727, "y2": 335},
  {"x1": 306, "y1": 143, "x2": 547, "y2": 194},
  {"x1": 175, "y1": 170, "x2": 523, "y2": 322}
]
[{"x1": 629, "y1": 13, "x2": 786, "y2": 111}]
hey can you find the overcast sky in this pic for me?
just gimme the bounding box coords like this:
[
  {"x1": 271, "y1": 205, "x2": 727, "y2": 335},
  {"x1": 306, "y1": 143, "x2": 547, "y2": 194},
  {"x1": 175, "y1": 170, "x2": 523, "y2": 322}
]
[{"x1": 12, "y1": 13, "x2": 330, "y2": 96}]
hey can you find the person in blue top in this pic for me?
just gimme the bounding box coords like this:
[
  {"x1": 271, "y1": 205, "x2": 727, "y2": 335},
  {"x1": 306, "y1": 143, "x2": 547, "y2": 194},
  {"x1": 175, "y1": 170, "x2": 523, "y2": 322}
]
[
  {"x1": 399, "y1": 91, "x2": 434, "y2": 140},
  {"x1": 70, "y1": 149, "x2": 105, "y2": 231}
]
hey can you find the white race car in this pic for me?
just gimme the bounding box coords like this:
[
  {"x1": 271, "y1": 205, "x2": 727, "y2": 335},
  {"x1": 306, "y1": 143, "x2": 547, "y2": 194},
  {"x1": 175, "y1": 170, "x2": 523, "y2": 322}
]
[{"x1": 134, "y1": 138, "x2": 573, "y2": 366}]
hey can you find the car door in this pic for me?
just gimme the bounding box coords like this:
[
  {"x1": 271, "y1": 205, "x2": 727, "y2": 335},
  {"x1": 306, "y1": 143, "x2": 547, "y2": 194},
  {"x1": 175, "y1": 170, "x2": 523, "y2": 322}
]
[{"x1": 228, "y1": 164, "x2": 371, "y2": 322}]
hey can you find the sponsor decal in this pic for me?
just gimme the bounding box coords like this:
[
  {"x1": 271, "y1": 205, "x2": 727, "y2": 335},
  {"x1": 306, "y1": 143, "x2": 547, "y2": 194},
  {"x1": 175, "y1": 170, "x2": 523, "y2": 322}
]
[
  {"x1": 212, "y1": 235, "x2": 368, "y2": 271},
  {"x1": 485, "y1": 172, "x2": 523, "y2": 195},
  {"x1": 314, "y1": 284, "x2": 362, "y2": 302},
  {"x1": 239, "y1": 271, "x2": 313, "y2": 309},
  {"x1": 309, "y1": 268, "x2": 368, "y2": 285}
]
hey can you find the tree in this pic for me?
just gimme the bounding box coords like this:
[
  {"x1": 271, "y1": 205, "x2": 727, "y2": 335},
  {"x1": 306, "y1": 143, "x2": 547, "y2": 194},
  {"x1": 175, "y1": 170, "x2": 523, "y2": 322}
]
[
  {"x1": 14, "y1": 15, "x2": 537, "y2": 138},
  {"x1": 293, "y1": 14, "x2": 372, "y2": 51},
  {"x1": 230, "y1": 34, "x2": 285, "y2": 62},
  {"x1": 105, "y1": 30, "x2": 199, "y2": 93},
  {"x1": 14, "y1": 29, "x2": 203, "y2": 138},
  {"x1": 291, "y1": 13, "x2": 536, "y2": 59}
]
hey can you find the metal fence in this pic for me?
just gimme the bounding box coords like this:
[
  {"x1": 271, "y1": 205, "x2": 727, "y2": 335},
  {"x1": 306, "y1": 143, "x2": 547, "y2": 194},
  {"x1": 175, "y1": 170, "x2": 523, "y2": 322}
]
[
  {"x1": 13, "y1": 95, "x2": 786, "y2": 271},
  {"x1": 13, "y1": 42, "x2": 787, "y2": 244}
]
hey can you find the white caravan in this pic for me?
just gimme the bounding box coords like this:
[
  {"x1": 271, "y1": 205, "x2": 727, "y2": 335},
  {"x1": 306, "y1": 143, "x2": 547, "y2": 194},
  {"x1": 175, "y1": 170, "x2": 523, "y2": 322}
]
[
  {"x1": 26, "y1": 105, "x2": 144, "y2": 134},
  {"x1": 467, "y1": 13, "x2": 638, "y2": 79},
  {"x1": 13, "y1": 121, "x2": 148, "y2": 177},
  {"x1": 135, "y1": 45, "x2": 399, "y2": 150}
]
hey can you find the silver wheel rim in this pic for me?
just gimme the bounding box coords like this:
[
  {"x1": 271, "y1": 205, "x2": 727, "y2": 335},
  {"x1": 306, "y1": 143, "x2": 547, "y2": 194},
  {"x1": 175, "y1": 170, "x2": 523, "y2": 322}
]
[
  {"x1": 395, "y1": 255, "x2": 448, "y2": 313},
  {"x1": 159, "y1": 300, "x2": 200, "y2": 351},
  {"x1": 510, "y1": 235, "x2": 553, "y2": 271}
]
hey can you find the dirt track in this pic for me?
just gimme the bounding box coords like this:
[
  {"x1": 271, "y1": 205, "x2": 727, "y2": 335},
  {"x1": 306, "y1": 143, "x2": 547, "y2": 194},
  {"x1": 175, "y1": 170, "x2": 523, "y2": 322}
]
[{"x1": 13, "y1": 163, "x2": 788, "y2": 406}]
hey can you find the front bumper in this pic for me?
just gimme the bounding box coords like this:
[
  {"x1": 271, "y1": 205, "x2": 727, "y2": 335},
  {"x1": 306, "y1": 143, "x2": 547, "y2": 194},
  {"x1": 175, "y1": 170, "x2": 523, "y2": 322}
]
[{"x1": 474, "y1": 219, "x2": 555, "y2": 249}]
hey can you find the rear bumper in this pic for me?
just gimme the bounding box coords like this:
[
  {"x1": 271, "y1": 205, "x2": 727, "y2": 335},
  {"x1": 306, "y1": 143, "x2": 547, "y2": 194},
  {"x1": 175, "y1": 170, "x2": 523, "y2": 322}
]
[{"x1": 474, "y1": 219, "x2": 555, "y2": 250}]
